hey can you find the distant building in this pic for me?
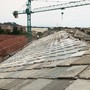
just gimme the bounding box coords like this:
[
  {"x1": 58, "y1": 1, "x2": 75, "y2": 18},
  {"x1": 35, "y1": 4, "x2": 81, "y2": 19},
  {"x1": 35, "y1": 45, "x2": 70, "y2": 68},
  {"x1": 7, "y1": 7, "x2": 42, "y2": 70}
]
[
  {"x1": 0, "y1": 22, "x2": 27, "y2": 33},
  {"x1": 32, "y1": 28, "x2": 48, "y2": 34},
  {"x1": 0, "y1": 24, "x2": 13, "y2": 32},
  {"x1": 14, "y1": 25, "x2": 26, "y2": 32}
]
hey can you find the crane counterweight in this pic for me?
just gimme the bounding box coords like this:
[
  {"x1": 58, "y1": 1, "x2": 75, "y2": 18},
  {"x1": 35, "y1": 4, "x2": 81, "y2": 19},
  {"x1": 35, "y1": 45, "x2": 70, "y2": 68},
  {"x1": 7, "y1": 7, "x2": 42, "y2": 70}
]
[{"x1": 13, "y1": 11, "x2": 18, "y2": 18}]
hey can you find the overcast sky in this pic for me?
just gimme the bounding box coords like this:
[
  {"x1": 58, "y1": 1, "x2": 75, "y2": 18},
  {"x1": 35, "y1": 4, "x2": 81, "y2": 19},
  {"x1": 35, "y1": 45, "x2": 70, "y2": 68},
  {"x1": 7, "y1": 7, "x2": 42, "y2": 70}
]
[{"x1": 0, "y1": 0, "x2": 90, "y2": 27}]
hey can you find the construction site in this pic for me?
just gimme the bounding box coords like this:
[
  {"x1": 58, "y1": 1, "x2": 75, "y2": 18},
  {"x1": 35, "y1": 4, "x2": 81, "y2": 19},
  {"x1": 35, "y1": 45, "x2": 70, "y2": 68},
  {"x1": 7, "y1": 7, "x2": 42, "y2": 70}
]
[{"x1": 0, "y1": 0, "x2": 90, "y2": 90}]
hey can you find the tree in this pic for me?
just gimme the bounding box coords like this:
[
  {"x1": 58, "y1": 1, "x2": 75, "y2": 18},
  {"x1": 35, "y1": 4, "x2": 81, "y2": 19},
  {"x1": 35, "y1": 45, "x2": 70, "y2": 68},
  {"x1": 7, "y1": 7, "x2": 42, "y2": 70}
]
[
  {"x1": 0, "y1": 26, "x2": 4, "y2": 34},
  {"x1": 12, "y1": 26, "x2": 19, "y2": 35}
]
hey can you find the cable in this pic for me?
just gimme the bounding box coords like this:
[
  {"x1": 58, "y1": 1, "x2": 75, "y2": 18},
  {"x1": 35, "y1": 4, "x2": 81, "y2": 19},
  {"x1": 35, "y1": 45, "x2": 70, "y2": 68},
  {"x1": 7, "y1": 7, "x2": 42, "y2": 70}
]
[{"x1": 31, "y1": 0, "x2": 66, "y2": 2}]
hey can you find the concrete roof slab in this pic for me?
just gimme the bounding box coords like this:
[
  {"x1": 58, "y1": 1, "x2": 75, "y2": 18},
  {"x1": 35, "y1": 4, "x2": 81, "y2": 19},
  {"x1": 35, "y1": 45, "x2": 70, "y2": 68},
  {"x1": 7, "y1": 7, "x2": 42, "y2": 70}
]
[
  {"x1": 71, "y1": 55, "x2": 90, "y2": 65},
  {"x1": 24, "y1": 63, "x2": 41, "y2": 70},
  {"x1": 1, "y1": 79, "x2": 24, "y2": 90},
  {"x1": 65, "y1": 79, "x2": 90, "y2": 90},
  {"x1": 0, "y1": 72, "x2": 12, "y2": 79},
  {"x1": 27, "y1": 68, "x2": 52, "y2": 79},
  {"x1": 20, "y1": 79, "x2": 53, "y2": 90},
  {"x1": 41, "y1": 80, "x2": 74, "y2": 90},
  {"x1": 79, "y1": 66, "x2": 90, "y2": 79},
  {"x1": 41, "y1": 67, "x2": 68, "y2": 79},
  {"x1": 57, "y1": 65, "x2": 88, "y2": 79},
  {"x1": 0, "y1": 79, "x2": 14, "y2": 88},
  {"x1": 43, "y1": 60, "x2": 65, "y2": 68},
  {"x1": 57, "y1": 57, "x2": 80, "y2": 67},
  {"x1": 10, "y1": 79, "x2": 36, "y2": 90},
  {"x1": 17, "y1": 70, "x2": 40, "y2": 79}
]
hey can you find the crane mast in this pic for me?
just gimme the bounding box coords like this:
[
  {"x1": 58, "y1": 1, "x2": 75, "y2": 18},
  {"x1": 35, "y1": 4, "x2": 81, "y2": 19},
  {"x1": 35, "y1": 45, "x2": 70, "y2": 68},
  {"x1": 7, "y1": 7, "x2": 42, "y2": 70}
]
[
  {"x1": 13, "y1": 0, "x2": 90, "y2": 41},
  {"x1": 26, "y1": 0, "x2": 32, "y2": 40},
  {"x1": 13, "y1": 0, "x2": 32, "y2": 41}
]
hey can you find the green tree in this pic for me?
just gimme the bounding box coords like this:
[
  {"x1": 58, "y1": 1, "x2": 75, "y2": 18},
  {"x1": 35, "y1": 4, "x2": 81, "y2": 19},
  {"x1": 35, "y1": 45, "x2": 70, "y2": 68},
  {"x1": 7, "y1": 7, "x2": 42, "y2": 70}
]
[{"x1": 12, "y1": 26, "x2": 19, "y2": 35}]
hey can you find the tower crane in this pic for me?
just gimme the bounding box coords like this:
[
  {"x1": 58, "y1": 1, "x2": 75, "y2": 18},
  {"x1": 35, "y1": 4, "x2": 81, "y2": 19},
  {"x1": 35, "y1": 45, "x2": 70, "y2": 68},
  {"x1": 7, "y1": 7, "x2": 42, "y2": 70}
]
[{"x1": 13, "y1": 0, "x2": 90, "y2": 41}]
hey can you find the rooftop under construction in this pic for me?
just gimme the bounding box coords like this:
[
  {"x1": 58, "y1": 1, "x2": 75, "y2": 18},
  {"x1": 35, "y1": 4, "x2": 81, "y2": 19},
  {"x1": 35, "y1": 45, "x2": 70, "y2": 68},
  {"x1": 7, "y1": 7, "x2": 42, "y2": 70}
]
[
  {"x1": 0, "y1": 0, "x2": 90, "y2": 90},
  {"x1": 0, "y1": 30, "x2": 90, "y2": 90}
]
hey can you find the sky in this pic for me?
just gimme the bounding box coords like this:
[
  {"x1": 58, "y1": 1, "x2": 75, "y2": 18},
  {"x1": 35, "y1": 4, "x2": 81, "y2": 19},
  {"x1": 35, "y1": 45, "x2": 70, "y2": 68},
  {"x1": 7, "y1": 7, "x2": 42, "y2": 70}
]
[{"x1": 0, "y1": 0, "x2": 90, "y2": 27}]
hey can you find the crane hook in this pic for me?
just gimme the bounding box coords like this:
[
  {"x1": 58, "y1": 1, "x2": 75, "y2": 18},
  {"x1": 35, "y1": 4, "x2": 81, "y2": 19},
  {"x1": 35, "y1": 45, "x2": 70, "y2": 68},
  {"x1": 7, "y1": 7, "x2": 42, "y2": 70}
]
[{"x1": 61, "y1": 12, "x2": 64, "y2": 21}]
